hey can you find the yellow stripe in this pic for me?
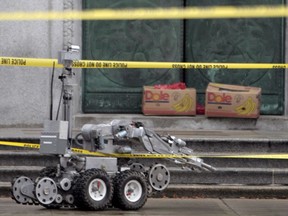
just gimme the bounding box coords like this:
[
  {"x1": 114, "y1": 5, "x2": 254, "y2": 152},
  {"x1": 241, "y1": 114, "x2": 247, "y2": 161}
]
[
  {"x1": 71, "y1": 149, "x2": 192, "y2": 159},
  {"x1": 0, "y1": 57, "x2": 287, "y2": 69},
  {"x1": 0, "y1": 5, "x2": 287, "y2": 21},
  {"x1": 203, "y1": 154, "x2": 288, "y2": 159},
  {"x1": 0, "y1": 57, "x2": 61, "y2": 68},
  {"x1": 0, "y1": 141, "x2": 40, "y2": 149},
  {"x1": 1, "y1": 140, "x2": 288, "y2": 159}
]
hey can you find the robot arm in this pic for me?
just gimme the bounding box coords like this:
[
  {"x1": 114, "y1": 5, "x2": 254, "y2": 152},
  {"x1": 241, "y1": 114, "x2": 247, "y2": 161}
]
[{"x1": 79, "y1": 121, "x2": 215, "y2": 171}]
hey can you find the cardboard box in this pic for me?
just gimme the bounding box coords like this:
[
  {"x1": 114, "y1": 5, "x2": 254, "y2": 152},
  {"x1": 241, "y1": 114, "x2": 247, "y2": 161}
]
[
  {"x1": 142, "y1": 86, "x2": 196, "y2": 115},
  {"x1": 205, "y1": 83, "x2": 261, "y2": 118}
]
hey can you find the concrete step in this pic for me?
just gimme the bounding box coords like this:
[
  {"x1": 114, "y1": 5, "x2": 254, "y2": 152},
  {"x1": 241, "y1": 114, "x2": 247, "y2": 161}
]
[
  {"x1": 2, "y1": 166, "x2": 288, "y2": 185},
  {"x1": 1, "y1": 128, "x2": 288, "y2": 153},
  {"x1": 170, "y1": 168, "x2": 288, "y2": 185},
  {"x1": 1, "y1": 125, "x2": 288, "y2": 199},
  {"x1": 1, "y1": 182, "x2": 288, "y2": 199},
  {"x1": 0, "y1": 166, "x2": 43, "y2": 182},
  {"x1": 1, "y1": 150, "x2": 288, "y2": 170},
  {"x1": 186, "y1": 138, "x2": 288, "y2": 154},
  {"x1": 134, "y1": 157, "x2": 288, "y2": 169},
  {"x1": 0, "y1": 151, "x2": 57, "y2": 166},
  {"x1": 155, "y1": 184, "x2": 288, "y2": 199},
  {"x1": 73, "y1": 114, "x2": 288, "y2": 131}
]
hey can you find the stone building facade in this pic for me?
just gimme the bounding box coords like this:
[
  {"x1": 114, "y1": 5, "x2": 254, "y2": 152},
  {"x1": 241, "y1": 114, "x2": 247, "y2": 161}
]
[{"x1": 0, "y1": 0, "x2": 287, "y2": 128}]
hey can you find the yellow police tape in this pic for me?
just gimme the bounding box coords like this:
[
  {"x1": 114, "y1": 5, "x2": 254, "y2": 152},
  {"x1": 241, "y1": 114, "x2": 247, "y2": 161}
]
[
  {"x1": 1, "y1": 57, "x2": 287, "y2": 69},
  {"x1": 0, "y1": 5, "x2": 288, "y2": 21},
  {"x1": 2, "y1": 140, "x2": 288, "y2": 160}
]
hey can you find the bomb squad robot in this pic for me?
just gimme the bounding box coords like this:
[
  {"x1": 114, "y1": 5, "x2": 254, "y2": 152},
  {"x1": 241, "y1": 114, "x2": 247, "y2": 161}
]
[{"x1": 11, "y1": 46, "x2": 215, "y2": 211}]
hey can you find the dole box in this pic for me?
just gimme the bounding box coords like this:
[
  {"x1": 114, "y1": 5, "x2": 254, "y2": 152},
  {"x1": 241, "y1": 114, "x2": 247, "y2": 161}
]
[
  {"x1": 205, "y1": 83, "x2": 261, "y2": 118},
  {"x1": 142, "y1": 86, "x2": 196, "y2": 115}
]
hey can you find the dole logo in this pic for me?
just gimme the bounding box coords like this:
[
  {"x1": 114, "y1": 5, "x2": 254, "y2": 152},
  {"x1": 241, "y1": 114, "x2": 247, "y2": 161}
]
[
  {"x1": 208, "y1": 92, "x2": 232, "y2": 104},
  {"x1": 145, "y1": 90, "x2": 169, "y2": 102}
]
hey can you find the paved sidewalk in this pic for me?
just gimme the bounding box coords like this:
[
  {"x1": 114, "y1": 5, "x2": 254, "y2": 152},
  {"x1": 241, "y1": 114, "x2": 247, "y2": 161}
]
[{"x1": 1, "y1": 198, "x2": 288, "y2": 216}]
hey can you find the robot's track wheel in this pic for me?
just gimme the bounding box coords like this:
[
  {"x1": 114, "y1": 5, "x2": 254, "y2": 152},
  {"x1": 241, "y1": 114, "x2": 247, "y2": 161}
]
[
  {"x1": 11, "y1": 176, "x2": 34, "y2": 204},
  {"x1": 130, "y1": 163, "x2": 146, "y2": 173},
  {"x1": 35, "y1": 177, "x2": 58, "y2": 205},
  {"x1": 148, "y1": 164, "x2": 170, "y2": 191}
]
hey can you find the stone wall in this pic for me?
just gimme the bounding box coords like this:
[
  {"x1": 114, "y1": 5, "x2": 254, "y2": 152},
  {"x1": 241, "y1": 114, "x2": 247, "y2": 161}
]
[
  {"x1": 0, "y1": 0, "x2": 82, "y2": 127},
  {"x1": 0, "y1": 2, "x2": 286, "y2": 127}
]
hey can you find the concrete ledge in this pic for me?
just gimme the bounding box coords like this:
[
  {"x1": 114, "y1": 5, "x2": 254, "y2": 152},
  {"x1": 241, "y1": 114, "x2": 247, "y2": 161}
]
[
  {"x1": 3, "y1": 166, "x2": 288, "y2": 185},
  {"x1": 1, "y1": 115, "x2": 288, "y2": 143},
  {"x1": 2, "y1": 183, "x2": 288, "y2": 199},
  {"x1": 1, "y1": 127, "x2": 288, "y2": 144},
  {"x1": 153, "y1": 184, "x2": 288, "y2": 199},
  {"x1": 74, "y1": 114, "x2": 288, "y2": 131}
]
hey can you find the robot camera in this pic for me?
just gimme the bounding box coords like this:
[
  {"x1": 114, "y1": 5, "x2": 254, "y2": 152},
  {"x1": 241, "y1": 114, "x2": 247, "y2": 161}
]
[
  {"x1": 67, "y1": 45, "x2": 80, "y2": 52},
  {"x1": 58, "y1": 44, "x2": 81, "y2": 69}
]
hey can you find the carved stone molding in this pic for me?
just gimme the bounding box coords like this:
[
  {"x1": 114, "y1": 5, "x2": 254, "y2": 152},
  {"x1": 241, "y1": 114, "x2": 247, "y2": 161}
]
[{"x1": 63, "y1": 0, "x2": 74, "y2": 50}]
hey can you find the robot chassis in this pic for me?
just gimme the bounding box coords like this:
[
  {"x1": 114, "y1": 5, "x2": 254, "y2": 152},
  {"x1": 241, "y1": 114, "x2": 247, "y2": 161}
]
[
  {"x1": 11, "y1": 46, "x2": 215, "y2": 211},
  {"x1": 11, "y1": 121, "x2": 215, "y2": 210}
]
